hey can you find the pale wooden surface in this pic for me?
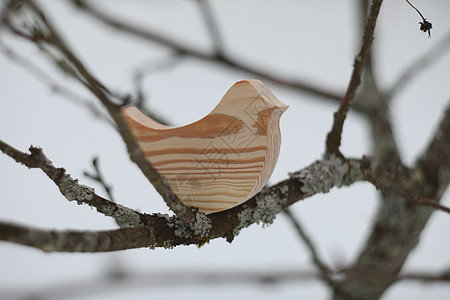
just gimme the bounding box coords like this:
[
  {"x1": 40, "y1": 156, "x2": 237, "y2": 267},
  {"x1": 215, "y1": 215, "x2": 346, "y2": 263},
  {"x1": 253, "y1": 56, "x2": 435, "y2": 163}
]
[{"x1": 122, "y1": 79, "x2": 288, "y2": 213}]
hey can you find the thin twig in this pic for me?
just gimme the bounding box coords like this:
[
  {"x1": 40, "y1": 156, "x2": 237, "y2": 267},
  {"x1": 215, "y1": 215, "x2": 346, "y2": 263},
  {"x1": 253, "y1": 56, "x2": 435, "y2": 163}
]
[
  {"x1": 11, "y1": 0, "x2": 203, "y2": 232},
  {"x1": 70, "y1": 0, "x2": 343, "y2": 102},
  {"x1": 196, "y1": 0, "x2": 224, "y2": 55},
  {"x1": 405, "y1": 0, "x2": 432, "y2": 37},
  {"x1": 396, "y1": 268, "x2": 450, "y2": 282},
  {"x1": 84, "y1": 157, "x2": 116, "y2": 202},
  {"x1": 0, "y1": 40, "x2": 114, "y2": 126},
  {"x1": 131, "y1": 52, "x2": 183, "y2": 126},
  {"x1": 405, "y1": 0, "x2": 426, "y2": 22},
  {"x1": 338, "y1": 266, "x2": 450, "y2": 283},
  {"x1": 0, "y1": 139, "x2": 144, "y2": 227},
  {"x1": 283, "y1": 208, "x2": 336, "y2": 287},
  {"x1": 325, "y1": 0, "x2": 383, "y2": 157}
]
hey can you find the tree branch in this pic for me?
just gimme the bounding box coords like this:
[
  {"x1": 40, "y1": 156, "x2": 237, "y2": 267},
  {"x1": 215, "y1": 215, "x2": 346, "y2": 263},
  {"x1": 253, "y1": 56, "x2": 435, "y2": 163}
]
[
  {"x1": 0, "y1": 222, "x2": 158, "y2": 252},
  {"x1": 0, "y1": 139, "x2": 144, "y2": 228},
  {"x1": 70, "y1": 0, "x2": 343, "y2": 102},
  {"x1": 360, "y1": 156, "x2": 450, "y2": 215},
  {"x1": 131, "y1": 52, "x2": 182, "y2": 126},
  {"x1": 0, "y1": 40, "x2": 113, "y2": 125},
  {"x1": 0, "y1": 137, "x2": 365, "y2": 251},
  {"x1": 326, "y1": 0, "x2": 383, "y2": 156},
  {"x1": 417, "y1": 102, "x2": 450, "y2": 199},
  {"x1": 333, "y1": 105, "x2": 449, "y2": 299},
  {"x1": 196, "y1": 0, "x2": 224, "y2": 56},
  {"x1": 5, "y1": 0, "x2": 205, "y2": 232},
  {"x1": 2, "y1": 266, "x2": 448, "y2": 300},
  {"x1": 84, "y1": 157, "x2": 116, "y2": 203},
  {"x1": 283, "y1": 208, "x2": 336, "y2": 286},
  {"x1": 353, "y1": 0, "x2": 401, "y2": 164}
]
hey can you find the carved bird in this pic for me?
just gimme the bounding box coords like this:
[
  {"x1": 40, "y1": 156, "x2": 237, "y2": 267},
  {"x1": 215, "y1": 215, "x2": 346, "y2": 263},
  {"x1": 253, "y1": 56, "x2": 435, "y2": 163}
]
[{"x1": 122, "y1": 79, "x2": 288, "y2": 213}]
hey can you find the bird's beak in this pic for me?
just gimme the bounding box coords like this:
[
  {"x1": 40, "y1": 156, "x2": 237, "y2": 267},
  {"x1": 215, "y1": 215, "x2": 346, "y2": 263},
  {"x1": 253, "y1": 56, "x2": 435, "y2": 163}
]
[{"x1": 275, "y1": 103, "x2": 289, "y2": 113}]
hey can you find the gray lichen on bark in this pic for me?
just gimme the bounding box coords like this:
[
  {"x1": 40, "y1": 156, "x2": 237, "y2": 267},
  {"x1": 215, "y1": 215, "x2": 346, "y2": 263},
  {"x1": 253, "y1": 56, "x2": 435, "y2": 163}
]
[
  {"x1": 234, "y1": 185, "x2": 288, "y2": 236},
  {"x1": 289, "y1": 155, "x2": 353, "y2": 197},
  {"x1": 192, "y1": 212, "x2": 212, "y2": 238},
  {"x1": 112, "y1": 204, "x2": 143, "y2": 228},
  {"x1": 58, "y1": 175, "x2": 95, "y2": 203},
  {"x1": 159, "y1": 213, "x2": 192, "y2": 239}
]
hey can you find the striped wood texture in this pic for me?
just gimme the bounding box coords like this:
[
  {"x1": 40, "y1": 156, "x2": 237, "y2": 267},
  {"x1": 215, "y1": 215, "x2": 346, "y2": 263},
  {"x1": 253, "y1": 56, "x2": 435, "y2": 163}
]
[{"x1": 122, "y1": 79, "x2": 288, "y2": 213}]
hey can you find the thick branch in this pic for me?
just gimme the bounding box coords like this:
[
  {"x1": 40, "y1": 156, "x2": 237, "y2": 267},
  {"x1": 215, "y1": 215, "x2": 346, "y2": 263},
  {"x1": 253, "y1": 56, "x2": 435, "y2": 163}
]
[
  {"x1": 417, "y1": 103, "x2": 450, "y2": 198},
  {"x1": 333, "y1": 104, "x2": 450, "y2": 300},
  {"x1": 0, "y1": 222, "x2": 158, "y2": 252},
  {"x1": 0, "y1": 144, "x2": 364, "y2": 251}
]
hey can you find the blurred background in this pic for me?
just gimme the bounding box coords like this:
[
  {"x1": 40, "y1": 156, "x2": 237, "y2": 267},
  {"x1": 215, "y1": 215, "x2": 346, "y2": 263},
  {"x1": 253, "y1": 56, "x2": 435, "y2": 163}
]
[{"x1": 0, "y1": 0, "x2": 449, "y2": 299}]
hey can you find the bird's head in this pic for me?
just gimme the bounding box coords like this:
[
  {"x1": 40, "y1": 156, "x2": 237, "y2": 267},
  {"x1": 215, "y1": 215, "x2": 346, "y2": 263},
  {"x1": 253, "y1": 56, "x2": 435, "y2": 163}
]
[{"x1": 212, "y1": 79, "x2": 288, "y2": 136}]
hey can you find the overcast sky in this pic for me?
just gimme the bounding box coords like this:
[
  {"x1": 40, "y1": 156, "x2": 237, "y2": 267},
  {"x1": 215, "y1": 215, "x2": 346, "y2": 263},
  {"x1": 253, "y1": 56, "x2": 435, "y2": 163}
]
[{"x1": 1, "y1": 1, "x2": 449, "y2": 299}]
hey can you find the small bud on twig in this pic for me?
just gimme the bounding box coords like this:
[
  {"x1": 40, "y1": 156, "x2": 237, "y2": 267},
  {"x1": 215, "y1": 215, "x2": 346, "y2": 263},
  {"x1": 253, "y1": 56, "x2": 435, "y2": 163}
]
[{"x1": 405, "y1": 0, "x2": 432, "y2": 38}]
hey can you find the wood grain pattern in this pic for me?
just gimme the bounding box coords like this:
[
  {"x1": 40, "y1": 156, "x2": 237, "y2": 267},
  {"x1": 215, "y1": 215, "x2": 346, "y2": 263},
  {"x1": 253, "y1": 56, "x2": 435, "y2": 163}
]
[{"x1": 122, "y1": 79, "x2": 288, "y2": 213}]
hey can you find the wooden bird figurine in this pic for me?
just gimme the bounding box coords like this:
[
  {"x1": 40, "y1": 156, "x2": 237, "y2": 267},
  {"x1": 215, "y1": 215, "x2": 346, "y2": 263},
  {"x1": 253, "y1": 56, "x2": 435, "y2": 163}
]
[{"x1": 122, "y1": 79, "x2": 288, "y2": 213}]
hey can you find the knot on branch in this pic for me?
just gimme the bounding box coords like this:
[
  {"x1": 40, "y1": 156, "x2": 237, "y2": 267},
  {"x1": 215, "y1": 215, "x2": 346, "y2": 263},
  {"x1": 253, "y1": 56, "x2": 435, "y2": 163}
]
[{"x1": 29, "y1": 146, "x2": 51, "y2": 166}]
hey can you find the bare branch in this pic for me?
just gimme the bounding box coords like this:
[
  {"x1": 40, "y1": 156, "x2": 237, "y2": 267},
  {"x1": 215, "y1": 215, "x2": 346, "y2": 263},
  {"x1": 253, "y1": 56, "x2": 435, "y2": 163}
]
[
  {"x1": 0, "y1": 268, "x2": 320, "y2": 300},
  {"x1": 195, "y1": 0, "x2": 224, "y2": 55},
  {"x1": 1, "y1": 1, "x2": 448, "y2": 299},
  {"x1": 334, "y1": 130, "x2": 449, "y2": 300},
  {"x1": 70, "y1": 0, "x2": 343, "y2": 102},
  {"x1": 326, "y1": 0, "x2": 383, "y2": 156},
  {"x1": 6, "y1": 0, "x2": 204, "y2": 232},
  {"x1": 0, "y1": 138, "x2": 365, "y2": 251},
  {"x1": 2, "y1": 266, "x2": 448, "y2": 300},
  {"x1": 283, "y1": 208, "x2": 335, "y2": 286},
  {"x1": 0, "y1": 139, "x2": 144, "y2": 228},
  {"x1": 417, "y1": 103, "x2": 450, "y2": 199},
  {"x1": 337, "y1": 266, "x2": 450, "y2": 284},
  {"x1": 361, "y1": 94, "x2": 402, "y2": 164},
  {"x1": 0, "y1": 40, "x2": 113, "y2": 125},
  {"x1": 84, "y1": 157, "x2": 116, "y2": 202},
  {"x1": 0, "y1": 221, "x2": 174, "y2": 252},
  {"x1": 351, "y1": 0, "x2": 402, "y2": 166},
  {"x1": 131, "y1": 52, "x2": 183, "y2": 126},
  {"x1": 396, "y1": 268, "x2": 450, "y2": 282},
  {"x1": 405, "y1": 0, "x2": 427, "y2": 22},
  {"x1": 405, "y1": 0, "x2": 432, "y2": 37}
]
